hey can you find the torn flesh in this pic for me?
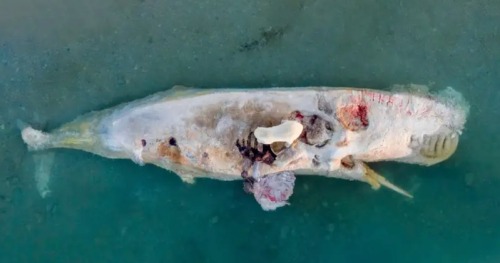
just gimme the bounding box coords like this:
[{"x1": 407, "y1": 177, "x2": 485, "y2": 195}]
[
  {"x1": 238, "y1": 156, "x2": 296, "y2": 211},
  {"x1": 249, "y1": 170, "x2": 296, "y2": 211}
]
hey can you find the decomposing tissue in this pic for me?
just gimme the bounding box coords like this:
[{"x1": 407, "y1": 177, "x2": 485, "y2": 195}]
[{"x1": 20, "y1": 85, "x2": 469, "y2": 211}]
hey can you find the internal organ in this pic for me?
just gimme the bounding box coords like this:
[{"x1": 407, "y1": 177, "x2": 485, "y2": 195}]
[
  {"x1": 289, "y1": 111, "x2": 334, "y2": 147},
  {"x1": 336, "y1": 104, "x2": 369, "y2": 131}
]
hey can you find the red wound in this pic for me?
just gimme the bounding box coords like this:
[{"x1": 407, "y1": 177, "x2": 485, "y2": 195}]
[{"x1": 337, "y1": 104, "x2": 370, "y2": 131}]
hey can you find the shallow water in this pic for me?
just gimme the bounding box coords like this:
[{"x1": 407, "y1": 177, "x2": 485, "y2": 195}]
[{"x1": 1, "y1": 0, "x2": 499, "y2": 262}]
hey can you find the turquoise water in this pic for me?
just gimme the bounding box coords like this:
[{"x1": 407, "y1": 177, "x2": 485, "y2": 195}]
[{"x1": 1, "y1": 0, "x2": 499, "y2": 262}]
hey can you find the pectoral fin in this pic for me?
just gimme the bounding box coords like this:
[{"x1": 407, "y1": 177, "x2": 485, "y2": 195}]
[
  {"x1": 419, "y1": 132, "x2": 459, "y2": 164},
  {"x1": 171, "y1": 167, "x2": 196, "y2": 184},
  {"x1": 362, "y1": 163, "x2": 413, "y2": 199}
]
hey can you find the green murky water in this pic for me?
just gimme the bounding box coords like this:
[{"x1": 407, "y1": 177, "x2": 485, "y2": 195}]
[{"x1": 1, "y1": 0, "x2": 499, "y2": 262}]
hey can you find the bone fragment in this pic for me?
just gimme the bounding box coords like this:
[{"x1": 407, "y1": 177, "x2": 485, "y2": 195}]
[{"x1": 254, "y1": 120, "x2": 303, "y2": 145}]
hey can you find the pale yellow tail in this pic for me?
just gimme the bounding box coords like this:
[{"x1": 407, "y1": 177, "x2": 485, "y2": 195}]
[{"x1": 20, "y1": 121, "x2": 97, "y2": 152}]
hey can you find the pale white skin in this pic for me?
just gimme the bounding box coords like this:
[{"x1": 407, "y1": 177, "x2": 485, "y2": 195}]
[{"x1": 21, "y1": 86, "x2": 468, "y2": 197}]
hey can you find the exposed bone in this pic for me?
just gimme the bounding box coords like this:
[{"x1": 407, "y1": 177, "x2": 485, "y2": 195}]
[{"x1": 254, "y1": 120, "x2": 303, "y2": 145}]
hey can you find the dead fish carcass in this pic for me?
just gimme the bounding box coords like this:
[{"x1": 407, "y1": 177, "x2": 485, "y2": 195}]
[{"x1": 21, "y1": 85, "x2": 469, "y2": 211}]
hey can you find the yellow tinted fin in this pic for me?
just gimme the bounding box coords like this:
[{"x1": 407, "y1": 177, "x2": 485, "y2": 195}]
[{"x1": 362, "y1": 163, "x2": 413, "y2": 199}]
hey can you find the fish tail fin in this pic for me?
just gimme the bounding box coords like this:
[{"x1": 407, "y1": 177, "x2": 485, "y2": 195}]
[
  {"x1": 17, "y1": 120, "x2": 56, "y2": 198},
  {"x1": 19, "y1": 116, "x2": 98, "y2": 152}
]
